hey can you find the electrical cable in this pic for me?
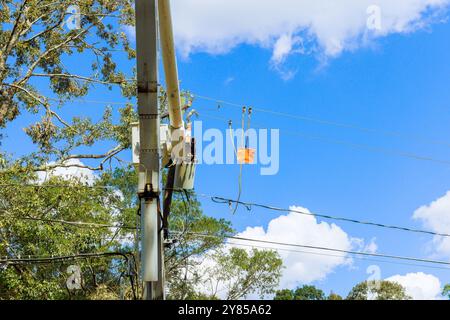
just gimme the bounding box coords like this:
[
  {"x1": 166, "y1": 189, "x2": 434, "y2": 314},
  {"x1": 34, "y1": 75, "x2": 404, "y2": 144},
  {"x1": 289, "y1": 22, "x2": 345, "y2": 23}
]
[
  {"x1": 208, "y1": 195, "x2": 450, "y2": 238},
  {"x1": 224, "y1": 241, "x2": 450, "y2": 271},
  {"x1": 0, "y1": 184, "x2": 116, "y2": 190},
  {"x1": 0, "y1": 252, "x2": 133, "y2": 266},
  {"x1": 15, "y1": 215, "x2": 135, "y2": 230},
  {"x1": 230, "y1": 107, "x2": 247, "y2": 215},
  {"x1": 194, "y1": 94, "x2": 450, "y2": 148},
  {"x1": 256, "y1": 119, "x2": 450, "y2": 166},
  {"x1": 175, "y1": 231, "x2": 450, "y2": 267},
  {"x1": 0, "y1": 208, "x2": 135, "y2": 230},
  {"x1": 4, "y1": 185, "x2": 449, "y2": 239},
  {"x1": 198, "y1": 107, "x2": 450, "y2": 167}
]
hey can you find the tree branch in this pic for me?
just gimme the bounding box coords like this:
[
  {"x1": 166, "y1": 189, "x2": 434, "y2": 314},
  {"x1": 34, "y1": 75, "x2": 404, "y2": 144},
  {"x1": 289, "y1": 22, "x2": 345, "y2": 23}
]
[
  {"x1": 30, "y1": 73, "x2": 133, "y2": 85},
  {"x1": 17, "y1": 21, "x2": 98, "y2": 86}
]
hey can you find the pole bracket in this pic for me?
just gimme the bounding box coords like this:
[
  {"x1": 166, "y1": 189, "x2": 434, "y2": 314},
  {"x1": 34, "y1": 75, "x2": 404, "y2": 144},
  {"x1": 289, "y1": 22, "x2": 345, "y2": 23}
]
[
  {"x1": 138, "y1": 183, "x2": 160, "y2": 200},
  {"x1": 137, "y1": 80, "x2": 158, "y2": 94}
]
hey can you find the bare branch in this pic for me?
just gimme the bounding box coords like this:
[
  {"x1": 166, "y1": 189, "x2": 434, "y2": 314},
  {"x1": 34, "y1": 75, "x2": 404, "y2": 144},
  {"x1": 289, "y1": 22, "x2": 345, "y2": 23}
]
[
  {"x1": 22, "y1": 11, "x2": 66, "y2": 43},
  {"x1": 65, "y1": 144, "x2": 125, "y2": 162},
  {"x1": 3, "y1": 83, "x2": 49, "y2": 106},
  {"x1": 17, "y1": 21, "x2": 98, "y2": 86}
]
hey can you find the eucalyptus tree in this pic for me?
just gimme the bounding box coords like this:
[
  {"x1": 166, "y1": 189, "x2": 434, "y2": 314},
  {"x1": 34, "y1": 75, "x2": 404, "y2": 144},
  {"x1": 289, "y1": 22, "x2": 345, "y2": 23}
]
[
  {"x1": 0, "y1": 0, "x2": 137, "y2": 171},
  {"x1": 0, "y1": 1, "x2": 283, "y2": 300}
]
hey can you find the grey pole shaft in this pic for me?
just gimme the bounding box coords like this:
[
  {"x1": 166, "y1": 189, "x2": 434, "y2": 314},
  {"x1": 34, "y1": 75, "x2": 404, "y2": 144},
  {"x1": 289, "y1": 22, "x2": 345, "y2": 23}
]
[{"x1": 135, "y1": 0, "x2": 163, "y2": 300}]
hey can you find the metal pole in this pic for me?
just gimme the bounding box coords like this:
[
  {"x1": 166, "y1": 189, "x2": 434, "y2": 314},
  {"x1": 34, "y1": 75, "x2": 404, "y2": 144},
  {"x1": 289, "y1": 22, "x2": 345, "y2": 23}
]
[{"x1": 135, "y1": 0, "x2": 162, "y2": 300}]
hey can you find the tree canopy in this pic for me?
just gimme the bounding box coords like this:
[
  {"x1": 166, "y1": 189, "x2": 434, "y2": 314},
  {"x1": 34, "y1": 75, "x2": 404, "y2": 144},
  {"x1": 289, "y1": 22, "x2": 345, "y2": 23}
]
[
  {"x1": 346, "y1": 280, "x2": 411, "y2": 300},
  {"x1": 274, "y1": 282, "x2": 412, "y2": 301},
  {"x1": 1, "y1": 0, "x2": 136, "y2": 172},
  {"x1": 0, "y1": 1, "x2": 284, "y2": 300},
  {"x1": 442, "y1": 284, "x2": 450, "y2": 300},
  {"x1": 274, "y1": 285, "x2": 342, "y2": 301}
]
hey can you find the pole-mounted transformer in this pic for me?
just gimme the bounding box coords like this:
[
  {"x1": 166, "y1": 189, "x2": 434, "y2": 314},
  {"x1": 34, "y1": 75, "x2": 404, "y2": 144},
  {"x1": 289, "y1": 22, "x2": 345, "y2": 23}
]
[{"x1": 133, "y1": 0, "x2": 196, "y2": 300}]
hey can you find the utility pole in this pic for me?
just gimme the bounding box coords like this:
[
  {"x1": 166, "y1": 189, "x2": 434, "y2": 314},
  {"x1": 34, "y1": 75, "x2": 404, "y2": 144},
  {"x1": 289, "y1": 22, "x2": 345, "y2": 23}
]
[
  {"x1": 135, "y1": 0, "x2": 163, "y2": 300},
  {"x1": 134, "y1": 0, "x2": 188, "y2": 300}
]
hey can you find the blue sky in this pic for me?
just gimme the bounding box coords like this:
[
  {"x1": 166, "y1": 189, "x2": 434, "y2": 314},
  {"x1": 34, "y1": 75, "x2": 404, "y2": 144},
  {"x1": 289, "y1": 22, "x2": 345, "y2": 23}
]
[
  {"x1": 177, "y1": 10, "x2": 450, "y2": 297},
  {"x1": 193, "y1": 29, "x2": 450, "y2": 296},
  {"x1": 3, "y1": 1, "x2": 450, "y2": 299}
]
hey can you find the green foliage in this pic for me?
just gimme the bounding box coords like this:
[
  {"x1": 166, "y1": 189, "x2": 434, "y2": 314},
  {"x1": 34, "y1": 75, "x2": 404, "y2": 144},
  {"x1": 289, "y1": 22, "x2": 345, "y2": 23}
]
[
  {"x1": 0, "y1": 1, "x2": 282, "y2": 301},
  {"x1": 274, "y1": 285, "x2": 327, "y2": 300},
  {"x1": 273, "y1": 289, "x2": 294, "y2": 300},
  {"x1": 442, "y1": 284, "x2": 450, "y2": 300},
  {"x1": 0, "y1": 163, "x2": 281, "y2": 300},
  {"x1": 0, "y1": 168, "x2": 128, "y2": 299},
  {"x1": 328, "y1": 292, "x2": 343, "y2": 300},
  {"x1": 346, "y1": 280, "x2": 411, "y2": 300},
  {"x1": 1, "y1": 0, "x2": 136, "y2": 170},
  {"x1": 210, "y1": 248, "x2": 283, "y2": 300},
  {"x1": 293, "y1": 285, "x2": 326, "y2": 300}
]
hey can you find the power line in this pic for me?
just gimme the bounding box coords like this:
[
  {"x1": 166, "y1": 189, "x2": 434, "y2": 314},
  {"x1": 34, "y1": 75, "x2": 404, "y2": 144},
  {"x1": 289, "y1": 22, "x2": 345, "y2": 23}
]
[
  {"x1": 181, "y1": 231, "x2": 450, "y2": 267},
  {"x1": 19, "y1": 92, "x2": 449, "y2": 166},
  {"x1": 47, "y1": 97, "x2": 134, "y2": 106},
  {"x1": 0, "y1": 252, "x2": 133, "y2": 266},
  {"x1": 199, "y1": 112, "x2": 450, "y2": 167},
  {"x1": 207, "y1": 195, "x2": 450, "y2": 238},
  {"x1": 30, "y1": 92, "x2": 450, "y2": 165},
  {"x1": 13, "y1": 215, "x2": 135, "y2": 230},
  {"x1": 32, "y1": 91, "x2": 449, "y2": 153},
  {"x1": 0, "y1": 207, "x2": 135, "y2": 230},
  {"x1": 225, "y1": 241, "x2": 450, "y2": 272},
  {"x1": 278, "y1": 129, "x2": 450, "y2": 166},
  {"x1": 6, "y1": 197, "x2": 448, "y2": 271},
  {"x1": 0, "y1": 184, "x2": 116, "y2": 190},
  {"x1": 3, "y1": 185, "x2": 448, "y2": 239},
  {"x1": 194, "y1": 94, "x2": 450, "y2": 148}
]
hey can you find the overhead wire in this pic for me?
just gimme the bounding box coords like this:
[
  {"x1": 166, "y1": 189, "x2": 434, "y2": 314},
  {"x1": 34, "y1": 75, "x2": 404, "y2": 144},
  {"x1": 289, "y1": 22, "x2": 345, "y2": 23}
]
[
  {"x1": 0, "y1": 252, "x2": 133, "y2": 266},
  {"x1": 207, "y1": 195, "x2": 450, "y2": 238},
  {"x1": 26, "y1": 92, "x2": 450, "y2": 166},
  {"x1": 201, "y1": 112, "x2": 450, "y2": 166},
  {"x1": 25, "y1": 91, "x2": 450, "y2": 151},
  {"x1": 0, "y1": 184, "x2": 116, "y2": 190},
  {"x1": 172, "y1": 227, "x2": 450, "y2": 270},
  {"x1": 0, "y1": 251, "x2": 139, "y2": 298},
  {"x1": 7, "y1": 7, "x2": 450, "y2": 285},
  {"x1": 278, "y1": 129, "x2": 450, "y2": 166},
  {"x1": 193, "y1": 94, "x2": 450, "y2": 148},
  {"x1": 2, "y1": 193, "x2": 450, "y2": 273},
  {"x1": 2, "y1": 184, "x2": 450, "y2": 239},
  {"x1": 200, "y1": 112, "x2": 450, "y2": 166},
  {"x1": 178, "y1": 231, "x2": 450, "y2": 267},
  {"x1": 10, "y1": 215, "x2": 135, "y2": 230},
  {"x1": 229, "y1": 107, "x2": 247, "y2": 215},
  {"x1": 198, "y1": 111, "x2": 450, "y2": 167},
  {"x1": 224, "y1": 241, "x2": 450, "y2": 272}
]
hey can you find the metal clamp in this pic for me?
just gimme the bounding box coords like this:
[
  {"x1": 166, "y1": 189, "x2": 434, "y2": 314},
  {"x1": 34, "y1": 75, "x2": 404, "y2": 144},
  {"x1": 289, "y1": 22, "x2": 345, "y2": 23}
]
[{"x1": 138, "y1": 183, "x2": 160, "y2": 200}]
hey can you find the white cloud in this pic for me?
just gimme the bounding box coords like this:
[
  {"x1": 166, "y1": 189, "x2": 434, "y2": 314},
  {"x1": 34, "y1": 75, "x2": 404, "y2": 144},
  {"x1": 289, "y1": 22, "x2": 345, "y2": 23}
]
[
  {"x1": 413, "y1": 191, "x2": 450, "y2": 259},
  {"x1": 386, "y1": 272, "x2": 443, "y2": 300},
  {"x1": 185, "y1": 205, "x2": 379, "y2": 299},
  {"x1": 234, "y1": 206, "x2": 373, "y2": 289},
  {"x1": 36, "y1": 159, "x2": 97, "y2": 185},
  {"x1": 271, "y1": 34, "x2": 299, "y2": 65},
  {"x1": 269, "y1": 33, "x2": 304, "y2": 80},
  {"x1": 172, "y1": 0, "x2": 449, "y2": 62},
  {"x1": 223, "y1": 76, "x2": 235, "y2": 86},
  {"x1": 364, "y1": 238, "x2": 378, "y2": 254}
]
